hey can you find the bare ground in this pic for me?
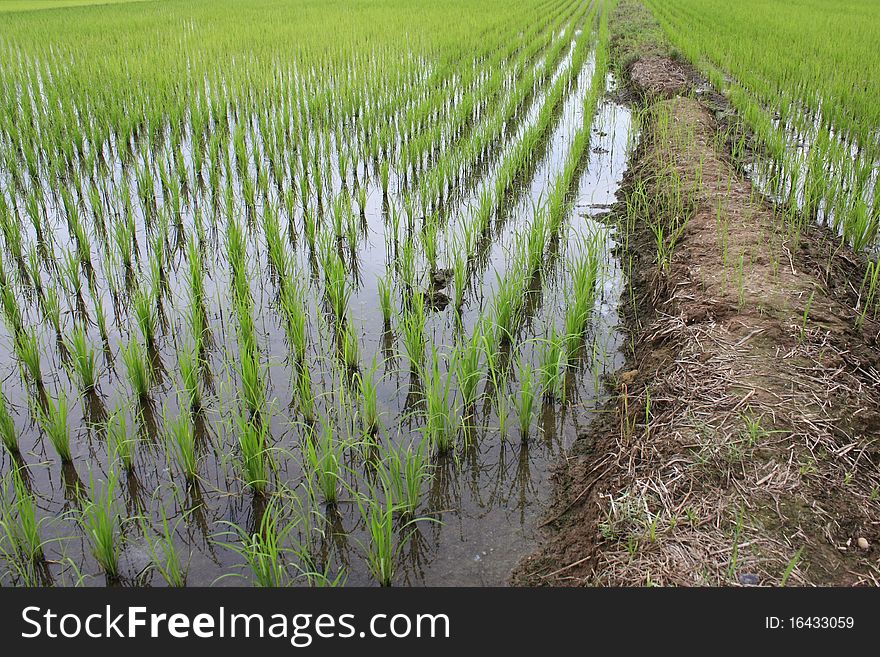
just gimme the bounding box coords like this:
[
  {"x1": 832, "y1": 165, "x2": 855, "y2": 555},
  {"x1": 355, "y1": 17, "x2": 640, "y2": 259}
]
[{"x1": 512, "y1": 1, "x2": 880, "y2": 586}]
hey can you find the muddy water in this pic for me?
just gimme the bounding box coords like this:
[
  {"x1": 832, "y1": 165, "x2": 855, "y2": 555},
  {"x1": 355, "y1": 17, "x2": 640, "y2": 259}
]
[{"x1": 0, "y1": 24, "x2": 635, "y2": 586}]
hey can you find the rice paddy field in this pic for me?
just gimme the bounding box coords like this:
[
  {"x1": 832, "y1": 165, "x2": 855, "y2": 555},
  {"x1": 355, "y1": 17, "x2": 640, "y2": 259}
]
[
  {"x1": 645, "y1": 0, "x2": 880, "y2": 252},
  {"x1": 0, "y1": 0, "x2": 878, "y2": 588},
  {"x1": 0, "y1": 0, "x2": 638, "y2": 586}
]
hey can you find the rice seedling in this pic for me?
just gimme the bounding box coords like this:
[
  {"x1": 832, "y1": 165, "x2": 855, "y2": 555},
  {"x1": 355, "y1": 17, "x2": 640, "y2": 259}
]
[
  {"x1": 355, "y1": 489, "x2": 396, "y2": 587},
  {"x1": 563, "y1": 245, "x2": 601, "y2": 360},
  {"x1": 36, "y1": 392, "x2": 72, "y2": 463},
  {"x1": 294, "y1": 362, "x2": 316, "y2": 425},
  {"x1": 132, "y1": 285, "x2": 158, "y2": 346},
  {"x1": 341, "y1": 322, "x2": 360, "y2": 373},
  {"x1": 122, "y1": 339, "x2": 153, "y2": 403},
  {"x1": 377, "y1": 272, "x2": 393, "y2": 325},
  {"x1": 422, "y1": 347, "x2": 457, "y2": 454},
  {"x1": 105, "y1": 406, "x2": 135, "y2": 471},
  {"x1": 514, "y1": 356, "x2": 537, "y2": 439},
  {"x1": 235, "y1": 409, "x2": 272, "y2": 496},
  {"x1": 164, "y1": 407, "x2": 198, "y2": 483},
  {"x1": 357, "y1": 360, "x2": 380, "y2": 435},
  {"x1": 381, "y1": 440, "x2": 431, "y2": 517},
  {"x1": 178, "y1": 344, "x2": 202, "y2": 414},
  {"x1": 0, "y1": 468, "x2": 47, "y2": 584},
  {"x1": 65, "y1": 325, "x2": 98, "y2": 392},
  {"x1": 453, "y1": 327, "x2": 483, "y2": 411},
  {"x1": 304, "y1": 419, "x2": 343, "y2": 506},
  {"x1": 280, "y1": 281, "x2": 308, "y2": 363},
  {"x1": 0, "y1": 388, "x2": 18, "y2": 454},
  {"x1": 238, "y1": 343, "x2": 267, "y2": 421},
  {"x1": 540, "y1": 327, "x2": 565, "y2": 402},
  {"x1": 400, "y1": 292, "x2": 426, "y2": 369},
  {"x1": 14, "y1": 328, "x2": 43, "y2": 388},
  {"x1": 141, "y1": 498, "x2": 189, "y2": 587},
  {"x1": 79, "y1": 470, "x2": 123, "y2": 580},
  {"x1": 217, "y1": 501, "x2": 293, "y2": 587}
]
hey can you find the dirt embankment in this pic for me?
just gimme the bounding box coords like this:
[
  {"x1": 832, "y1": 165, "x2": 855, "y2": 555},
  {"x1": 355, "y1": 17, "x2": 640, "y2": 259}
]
[{"x1": 513, "y1": 0, "x2": 880, "y2": 586}]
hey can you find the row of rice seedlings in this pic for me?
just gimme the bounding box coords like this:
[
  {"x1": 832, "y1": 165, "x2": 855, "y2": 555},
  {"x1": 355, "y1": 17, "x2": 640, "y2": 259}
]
[
  {"x1": 452, "y1": 16, "x2": 596, "y2": 288},
  {"x1": 415, "y1": 0, "x2": 591, "y2": 215}
]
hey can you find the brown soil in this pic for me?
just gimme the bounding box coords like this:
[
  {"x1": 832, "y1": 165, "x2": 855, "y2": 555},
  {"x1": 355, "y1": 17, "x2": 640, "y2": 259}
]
[
  {"x1": 512, "y1": 1, "x2": 880, "y2": 587},
  {"x1": 628, "y1": 55, "x2": 689, "y2": 98}
]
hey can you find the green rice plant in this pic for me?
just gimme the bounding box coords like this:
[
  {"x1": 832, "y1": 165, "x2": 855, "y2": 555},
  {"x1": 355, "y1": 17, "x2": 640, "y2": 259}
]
[
  {"x1": 452, "y1": 253, "x2": 467, "y2": 309},
  {"x1": 80, "y1": 470, "x2": 123, "y2": 580},
  {"x1": 186, "y1": 236, "x2": 205, "y2": 309},
  {"x1": 304, "y1": 420, "x2": 343, "y2": 506},
  {"x1": 322, "y1": 242, "x2": 351, "y2": 323},
  {"x1": 165, "y1": 408, "x2": 198, "y2": 484},
  {"x1": 178, "y1": 345, "x2": 202, "y2": 414},
  {"x1": 37, "y1": 391, "x2": 72, "y2": 463},
  {"x1": 400, "y1": 292, "x2": 426, "y2": 369},
  {"x1": 141, "y1": 498, "x2": 189, "y2": 587},
  {"x1": 341, "y1": 322, "x2": 360, "y2": 373},
  {"x1": 122, "y1": 338, "x2": 153, "y2": 402},
  {"x1": 398, "y1": 235, "x2": 417, "y2": 290},
  {"x1": 42, "y1": 286, "x2": 62, "y2": 334},
  {"x1": 563, "y1": 245, "x2": 600, "y2": 360},
  {"x1": 514, "y1": 357, "x2": 537, "y2": 439},
  {"x1": 0, "y1": 468, "x2": 47, "y2": 584},
  {"x1": 235, "y1": 409, "x2": 271, "y2": 496},
  {"x1": 217, "y1": 501, "x2": 292, "y2": 587},
  {"x1": 280, "y1": 281, "x2": 308, "y2": 363},
  {"x1": 65, "y1": 325, "x2": 98, "y2": 392},
  {"x1": 422, "y1": 347, "x2": 457, "y2": 454},
  {"x1": 238, "y1": 344, "x2": 267, "y2": 420},
  {"x1": 91, "y1": 292, "x2": 110, "y2": 346},
  {"x1": 0, "y1": 388, "x2": 18, "y2": 454},
  {"x1": 377, "y1": 271, "x2": 393, "y2": 325},
  {"x1": 132, "y1": 285, "x2": 158, "y2": 346},
  {"x1": 357, "y1": 360, "x2": 380, "y2": 435},
  {"x1": 381, "y1": 440, "x2": 431, "y2": 517},
  {"x1": 539, "y1": 327, "x2": 565, "y2": 402},
  {"x1": 780, "y1": 547, "x2": 804, "y2": 586},
  {"x1": 14, "y1": 328, "x2": 43, "y2": 388},
  {"x1": 0, "y1": 282, "x2": 22, "y2": 333},
  {"x1": 105, "y1": 406, "x2": 135, "y2": 471},
  {"x1": 355, "y1": 490, "x2": 396, "y2": 587},
  {"x1": 453, "y1": 327, "x2": 482, "y2": 410},
  {"x1": 294, "y1": 363, "x2": 315, "y2": 425}
]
